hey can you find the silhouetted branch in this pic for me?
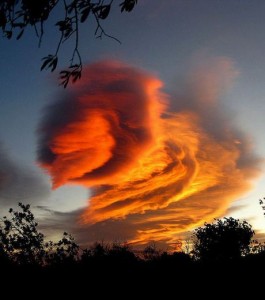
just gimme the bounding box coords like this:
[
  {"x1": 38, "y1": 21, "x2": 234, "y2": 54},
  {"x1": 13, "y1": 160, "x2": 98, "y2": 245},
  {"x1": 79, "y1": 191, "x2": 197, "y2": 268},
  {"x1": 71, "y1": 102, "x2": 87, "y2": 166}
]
[{"x1": 0, "y1": 0, "x2": 138, "y2": 87}]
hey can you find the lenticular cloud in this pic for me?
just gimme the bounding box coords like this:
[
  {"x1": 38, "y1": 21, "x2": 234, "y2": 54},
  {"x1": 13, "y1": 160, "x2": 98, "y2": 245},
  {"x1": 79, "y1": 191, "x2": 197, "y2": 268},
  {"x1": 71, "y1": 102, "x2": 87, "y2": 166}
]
[{"x1": 38, "y1": 59, "x2": 260, "y2": 245}]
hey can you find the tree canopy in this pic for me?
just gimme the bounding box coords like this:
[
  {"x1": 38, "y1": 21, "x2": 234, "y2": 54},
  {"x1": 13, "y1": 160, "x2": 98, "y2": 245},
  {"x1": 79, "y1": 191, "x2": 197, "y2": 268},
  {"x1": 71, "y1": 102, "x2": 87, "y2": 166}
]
[
  {"x1": 0, "y1": 203, "x2": 79, "y2": 265},
  {"x1": 0, "y1": 0, "x2": 138, "y2": 87},
  {"x1": 0, "y1": 203, "x2": 263, "y2": 271},
  {"x1": 192, "y1": 217, "x2": 255, "y2": 262}
]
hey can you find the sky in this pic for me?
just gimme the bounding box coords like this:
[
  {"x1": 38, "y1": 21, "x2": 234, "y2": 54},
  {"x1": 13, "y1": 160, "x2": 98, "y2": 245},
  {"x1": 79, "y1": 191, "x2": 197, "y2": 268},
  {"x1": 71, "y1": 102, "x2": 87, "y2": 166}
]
[{"x1": 1, "y1": 0, "x2": 265, "y2": 248}]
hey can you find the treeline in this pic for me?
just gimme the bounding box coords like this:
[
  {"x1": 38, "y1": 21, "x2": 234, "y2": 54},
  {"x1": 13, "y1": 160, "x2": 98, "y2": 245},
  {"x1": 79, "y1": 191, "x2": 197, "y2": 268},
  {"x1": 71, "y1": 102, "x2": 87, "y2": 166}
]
[{"x1": 1, "y1": 203, "x2": 265, "y2": 292}]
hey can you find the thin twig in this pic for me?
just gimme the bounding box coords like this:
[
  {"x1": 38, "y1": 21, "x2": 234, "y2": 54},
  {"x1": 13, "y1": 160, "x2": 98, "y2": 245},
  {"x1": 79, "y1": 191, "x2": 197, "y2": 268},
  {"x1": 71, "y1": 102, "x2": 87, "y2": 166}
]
[
  {"x1": 38, "y1": 21, "x2": 44, "y2": 48},
  {"x1": 94, "y1": 14, "x2": 121, "y2": 44}
]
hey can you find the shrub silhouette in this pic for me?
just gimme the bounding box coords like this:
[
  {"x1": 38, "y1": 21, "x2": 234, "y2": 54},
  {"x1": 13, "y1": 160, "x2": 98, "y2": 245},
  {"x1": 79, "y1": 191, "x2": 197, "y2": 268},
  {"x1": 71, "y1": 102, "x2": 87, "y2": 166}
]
[
  {"x1": 192, "y1": 217, "x2": 255, "y2": 262},
  {"x1": 1, "y1": 202, "x2": 264, "y2": 281},
  {"x1": 81, "y1": 241, "x2": 136, "y2": 264},
  {"x1": 143, "y1": 243, "x2": 160, "y2": 260},
  {"x1": 0, "y1": 203, "x2": 46, "y2": 265},
  {"x1": 0, "y1": 203, "x2": 79, "y2": 266},
  {"x1": 45, "y1": 232, "x2": 79, "y2": 265}
]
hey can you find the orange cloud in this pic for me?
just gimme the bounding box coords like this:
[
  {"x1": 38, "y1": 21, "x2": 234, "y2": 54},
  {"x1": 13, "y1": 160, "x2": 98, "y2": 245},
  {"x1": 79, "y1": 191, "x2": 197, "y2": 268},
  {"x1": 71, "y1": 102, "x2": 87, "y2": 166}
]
[{"x1": 38, "y1": 59, "x2": 260, "y2": 246}]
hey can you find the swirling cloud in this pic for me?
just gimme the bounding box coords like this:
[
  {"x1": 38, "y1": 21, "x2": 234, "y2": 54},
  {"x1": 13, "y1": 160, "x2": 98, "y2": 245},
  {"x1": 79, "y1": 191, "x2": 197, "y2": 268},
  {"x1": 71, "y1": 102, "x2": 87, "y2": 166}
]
[{"x1": 38, "y1": 59, "x2": 260, "y2": 246}]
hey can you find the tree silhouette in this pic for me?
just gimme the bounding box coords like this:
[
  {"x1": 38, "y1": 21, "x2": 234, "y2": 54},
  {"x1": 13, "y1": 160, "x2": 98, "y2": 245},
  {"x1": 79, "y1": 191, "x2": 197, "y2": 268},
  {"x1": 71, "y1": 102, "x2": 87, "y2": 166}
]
[
  {"x1": 0, "y1": 203, "x2": 46, "y2": 265},
  {"x1": 0, "y1": 203, "x2": 79, "y2": 266},
  {"x1": 45, "y1": 232, "x2": 79, "y2": 265},
  {"x1": 192, "y1": 217, "x2": 255, "y2": 262},
  {"x1": 143, "y1": 243, "x2": 160, "y2": 261},
  {"x1": 1, "y1": 203, "x2": 265, "y2": 281},
  {"x1": 0, "y1": 0, "x2": 138, "y2": 87}
]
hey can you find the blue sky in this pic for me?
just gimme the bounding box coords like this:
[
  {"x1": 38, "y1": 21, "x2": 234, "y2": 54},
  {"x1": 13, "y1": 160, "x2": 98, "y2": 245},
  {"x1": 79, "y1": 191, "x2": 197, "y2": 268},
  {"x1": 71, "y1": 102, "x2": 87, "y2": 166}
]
[{"x1": 1, "y1": 0, "x2": 265, "y2": 245}]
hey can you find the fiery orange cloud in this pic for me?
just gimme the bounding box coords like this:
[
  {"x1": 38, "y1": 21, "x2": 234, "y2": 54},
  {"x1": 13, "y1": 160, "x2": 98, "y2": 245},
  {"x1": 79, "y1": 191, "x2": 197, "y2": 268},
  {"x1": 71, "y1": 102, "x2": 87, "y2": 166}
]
[
  {"x1": 38, "y1": 59, "x2": 260, "y2": 246},
  {"x1": 39, "y1": 61, "x2": 166, "y2": 189}
]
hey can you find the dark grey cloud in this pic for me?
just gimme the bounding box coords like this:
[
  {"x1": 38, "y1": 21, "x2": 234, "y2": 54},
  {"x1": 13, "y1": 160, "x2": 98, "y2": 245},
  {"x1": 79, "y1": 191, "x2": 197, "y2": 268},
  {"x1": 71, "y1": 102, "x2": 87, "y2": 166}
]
[{"x1": 0, "y1": 142, "x2": 50, "y2": 212}]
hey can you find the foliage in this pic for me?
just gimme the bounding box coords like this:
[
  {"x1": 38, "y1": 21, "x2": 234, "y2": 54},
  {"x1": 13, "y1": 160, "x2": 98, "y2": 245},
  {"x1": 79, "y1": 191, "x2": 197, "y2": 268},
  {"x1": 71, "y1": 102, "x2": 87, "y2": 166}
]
[
  {"x1": 81, "y1": 241, "x2": 136, "y2": 263},
  {"x1": 192, "y1": 217, "x2": 255, "y2": 261},
  {"x1": 250, "y1": 239, "x2": 265, "y2": 254},
  {"x1": 0, "y1": 0, "x2": 138, "y2": 87},
  {"x1": 107, "y1": 241, "x2": 136, "y2": 263},
  {"x1": 143, "y1": 243, "x2": 161, "y2": 260},
  {"x1": 0, "y1": 203, "x2": 79, "y2": 266},
  {"x1": 0, "y1": 203, "x2": 46, "y2": 265},
  {"x1": 1, "y1": 203, "x2": 265, "y2": 273},
  {"x1": 259, "y1": 197, "x2": 265, "y2": 217},
  {"x1": 45, "y1": 232, "x2": 79, "y2": 265}
]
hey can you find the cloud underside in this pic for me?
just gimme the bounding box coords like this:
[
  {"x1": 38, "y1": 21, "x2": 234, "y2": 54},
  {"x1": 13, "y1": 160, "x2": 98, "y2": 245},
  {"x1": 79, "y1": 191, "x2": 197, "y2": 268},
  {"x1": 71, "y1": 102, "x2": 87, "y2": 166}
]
[{"x1": 37, "y1": 59, "x2": 261, "y2": 246}]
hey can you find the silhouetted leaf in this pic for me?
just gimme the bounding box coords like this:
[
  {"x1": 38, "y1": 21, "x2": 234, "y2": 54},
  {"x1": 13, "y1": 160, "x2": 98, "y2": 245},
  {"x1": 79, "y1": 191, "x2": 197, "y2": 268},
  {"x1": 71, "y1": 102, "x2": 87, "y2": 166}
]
[
  {"x1": 80, "y1": 7, "x2": 91, "y2": 23},
  {"x1": 51, "y1": 56, "x2": 58, "y2": 72},
  {"x1": 69, "y1": 64, "x2": 79, "y2": 69},
  {"x1": 4, "y1": 30, "x2": 12, "y2": 39},
  {"x1": 41, "y1": 55, "x2": 53, "y2": 71},
  {"x1": 16, "y1": 29, "x2": 24, "y2": 40},
  {"x1": 0, "y1": 10, "x2": 7, "y2": 29},
  {"x1": 98, "y1": 5, "x2": 111, "y2": 20},
  {"x1": 67, "y1": 0, "x2": 78, "y2": 13},
  {"x1": 120, "y1": 0, "x2": 137, "y2": 12},
  {"x1": 55, "y1": 20, "x2": 66, "y2": 31},
  {"x1": 1, "y1": 0, "x2": 138, "y2": 88},
  {"x1": 72, "y1": 71, "x2": 81, "y2": 82},
  {"x1": 60, "y1": 70, "x2": 69, "y2": 79}
]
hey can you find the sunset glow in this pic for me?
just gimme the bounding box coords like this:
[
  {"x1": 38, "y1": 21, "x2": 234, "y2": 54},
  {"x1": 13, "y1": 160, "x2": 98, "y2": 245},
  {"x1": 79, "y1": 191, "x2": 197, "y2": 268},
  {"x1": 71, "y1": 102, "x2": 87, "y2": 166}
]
[{"x1": 38, "y1": 60, "x2": 260, "y2": 245}]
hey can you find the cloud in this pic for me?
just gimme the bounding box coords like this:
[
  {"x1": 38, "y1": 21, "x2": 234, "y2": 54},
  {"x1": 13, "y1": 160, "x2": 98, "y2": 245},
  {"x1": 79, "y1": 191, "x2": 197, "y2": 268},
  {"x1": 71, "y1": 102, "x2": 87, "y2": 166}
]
[
  {"x1": 0, "y1": 143, "x2": 50, "y2": 211},
  {"x1": 38, "y1": 61, "x2": 166, "y2": 188},
  {"x1": 37, "y1": 59, "x2": 261, "y2": 247}
]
